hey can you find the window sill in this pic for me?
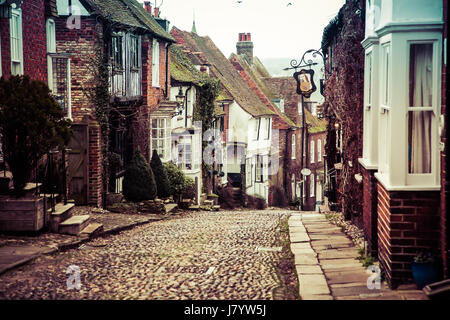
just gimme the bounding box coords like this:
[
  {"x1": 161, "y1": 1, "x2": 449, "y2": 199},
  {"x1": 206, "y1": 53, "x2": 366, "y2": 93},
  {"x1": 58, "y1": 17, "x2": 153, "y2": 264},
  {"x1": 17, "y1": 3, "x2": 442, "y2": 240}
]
[
  {"x1": 374, "y1": 172, "x2": 441, "y2": 191},
  {"x1": 358, "y1": 158, "x2": 378, "y2": 170}
]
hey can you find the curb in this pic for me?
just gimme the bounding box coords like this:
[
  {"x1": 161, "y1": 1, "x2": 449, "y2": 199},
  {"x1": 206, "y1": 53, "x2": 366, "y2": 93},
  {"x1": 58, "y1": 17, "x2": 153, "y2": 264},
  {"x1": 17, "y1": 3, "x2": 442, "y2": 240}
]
[{"x1": 0, "y1": 215, "x2": 168, "y2": 276}]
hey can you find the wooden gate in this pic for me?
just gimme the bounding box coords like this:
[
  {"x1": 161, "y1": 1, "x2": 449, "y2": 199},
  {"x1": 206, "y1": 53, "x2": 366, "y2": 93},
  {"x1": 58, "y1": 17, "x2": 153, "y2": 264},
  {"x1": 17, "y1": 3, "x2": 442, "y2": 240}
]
[{"x1": 68, "y1": 120, "x2": 89, "y2": 205}]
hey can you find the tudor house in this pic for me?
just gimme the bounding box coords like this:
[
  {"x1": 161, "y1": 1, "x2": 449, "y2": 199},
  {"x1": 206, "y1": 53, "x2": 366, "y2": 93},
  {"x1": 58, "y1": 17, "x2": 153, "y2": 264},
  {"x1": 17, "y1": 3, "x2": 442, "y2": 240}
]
[
  {"x1": 52, "y1": 0, "x2": 175, "y2": 206},
  {"x1": 359, "y1": 0, "x2": 448, "y2": 287}
]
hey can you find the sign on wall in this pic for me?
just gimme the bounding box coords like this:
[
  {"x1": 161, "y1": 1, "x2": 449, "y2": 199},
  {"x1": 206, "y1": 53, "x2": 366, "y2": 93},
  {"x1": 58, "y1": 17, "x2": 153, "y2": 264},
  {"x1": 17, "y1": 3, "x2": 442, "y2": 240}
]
[{"x1": 294, "y1": 69, "x2": 317, "y2": 98}]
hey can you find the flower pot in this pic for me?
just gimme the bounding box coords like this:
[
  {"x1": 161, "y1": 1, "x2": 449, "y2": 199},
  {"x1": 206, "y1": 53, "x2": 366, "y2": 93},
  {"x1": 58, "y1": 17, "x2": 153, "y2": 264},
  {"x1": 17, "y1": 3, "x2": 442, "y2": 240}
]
[{"x1": 411, "y1": 262, "x2": 440, "y2": 289}]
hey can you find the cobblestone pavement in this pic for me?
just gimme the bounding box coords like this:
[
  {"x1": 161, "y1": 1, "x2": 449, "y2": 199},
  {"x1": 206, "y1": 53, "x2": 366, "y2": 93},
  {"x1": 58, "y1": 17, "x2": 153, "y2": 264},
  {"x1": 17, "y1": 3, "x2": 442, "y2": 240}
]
[{"x1": 0, "y1": 210, "x2": 291, "y2": 300}]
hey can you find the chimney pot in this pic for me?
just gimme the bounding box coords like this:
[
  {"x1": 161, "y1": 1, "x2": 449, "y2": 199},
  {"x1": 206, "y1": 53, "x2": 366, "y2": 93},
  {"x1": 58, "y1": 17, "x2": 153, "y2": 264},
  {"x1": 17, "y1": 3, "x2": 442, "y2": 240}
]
[
  {"x1": 154, "y1": 7, "x2": 160, "y2": 17},
  {"x1": 144, "y1": 1, "x2": 152, "y2": 14},
  {"x1": 247, "y1": 33, "x2": 251, "y2": 41}
]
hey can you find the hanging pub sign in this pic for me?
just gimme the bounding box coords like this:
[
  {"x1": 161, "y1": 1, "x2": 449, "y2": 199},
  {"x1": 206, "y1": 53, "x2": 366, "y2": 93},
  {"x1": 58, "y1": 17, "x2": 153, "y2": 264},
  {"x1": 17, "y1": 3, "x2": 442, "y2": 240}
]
[{"x1": 294, "y1": 69, "x2": 317, "y2": 98}]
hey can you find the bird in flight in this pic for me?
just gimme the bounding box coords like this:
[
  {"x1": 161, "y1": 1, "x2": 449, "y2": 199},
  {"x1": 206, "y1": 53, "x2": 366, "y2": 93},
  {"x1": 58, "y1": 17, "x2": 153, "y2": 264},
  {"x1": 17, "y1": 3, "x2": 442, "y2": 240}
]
[{"x1": 287, "y1": 2, "x2": 293, "y2": 6}]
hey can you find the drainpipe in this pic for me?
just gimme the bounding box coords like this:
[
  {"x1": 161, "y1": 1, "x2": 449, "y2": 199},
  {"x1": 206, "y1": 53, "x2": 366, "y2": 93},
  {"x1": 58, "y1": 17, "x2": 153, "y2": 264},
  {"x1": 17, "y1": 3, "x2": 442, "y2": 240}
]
[
  {"x1": 184, "y1": 85, "x2": 193, "y2": 128},
  {"x1": 165, "y1": 43, "x2": 171, "y2": 99}
]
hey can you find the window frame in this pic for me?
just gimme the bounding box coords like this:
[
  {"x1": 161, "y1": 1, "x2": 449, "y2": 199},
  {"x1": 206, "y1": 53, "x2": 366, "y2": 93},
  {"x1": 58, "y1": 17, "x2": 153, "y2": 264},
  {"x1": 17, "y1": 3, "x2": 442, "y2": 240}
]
[
  {"x1": 310, "y1": 140, "x2": 315, "y2": 164},
  {"x1": 130, "y1": 35, "x2": 140, "y2": 70},
  {"x1": 317, "y1": 139, "x2": 322, "y2": 162},
  {"x1": 291, "y1": 134, "x2": 296, "y2": 159},
  {"x1": 111, "y1": 35, "x2": 124, "y2": 71},
  {"x1": 10, "y1": 8, "x2": 23, "y2": 76},
  {"x1": 151, "y1": 117, "x2": 171, "y2": 161},
  {"x1": 255, "y1": 155, "x2": 264, "y2": 183},
  {"x1": 406, "y1": 39, "x2": 440, "y2": 186},
  {"x1": 310, "y1": 173, "x2": 315, "y2": 197},
  {"x1": 152, "y1": 38, "x2": 160, "y2": 87}
]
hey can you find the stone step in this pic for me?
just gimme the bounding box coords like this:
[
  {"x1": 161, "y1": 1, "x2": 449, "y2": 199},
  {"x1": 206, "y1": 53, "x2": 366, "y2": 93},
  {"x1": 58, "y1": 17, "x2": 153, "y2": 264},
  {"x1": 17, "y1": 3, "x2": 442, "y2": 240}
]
[
  {"x1": 164, "y1": 203, "x2": 178, "y2": 214},
  {"x1": 188, "y1": 205, "x2": 200, "y2": 211},
  {"x1": 49, "y1": 203, "x2": 75, "y2": 233},
  {"x1": 80, "y1": 223, "x2": 103, "y2": 238},
  {"x1": 212, "y1": 205, "x2": 220, "y2": 211},
  {"x1": 58, "y1": 215, "x2": 90, "y2": 235},
  {"x1": 203, "y1": 200, "x2": 214, "y2": 206}
]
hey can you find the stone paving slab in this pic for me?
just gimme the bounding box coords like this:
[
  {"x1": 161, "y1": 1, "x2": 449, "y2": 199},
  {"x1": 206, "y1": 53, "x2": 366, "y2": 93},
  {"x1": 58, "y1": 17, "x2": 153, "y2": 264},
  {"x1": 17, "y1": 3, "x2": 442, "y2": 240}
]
[
  {"x1": 301, "y1": 294, "x2": 334, "y2": 300},
  {"x1": 325, "y1": 270, "x2": 372, "y2": 285},
  {"x1": 298, "y1": 274, "x2": 330, "y2": 296},
  {"x1": 318, "y1": 249, "x2": 361, "y2": 260},
  {"x1": 320, "y1": 258, "x2": 363, "y2": 270},
  {"x1": 296, "y1": 265, "x2": 323, "y2": 275},
  {"x1": 290, "y1": 232, "x2": 310, "y2": 243},
  {"x1": 295, "y1": 254, "x2": 319, "y2": 265}
]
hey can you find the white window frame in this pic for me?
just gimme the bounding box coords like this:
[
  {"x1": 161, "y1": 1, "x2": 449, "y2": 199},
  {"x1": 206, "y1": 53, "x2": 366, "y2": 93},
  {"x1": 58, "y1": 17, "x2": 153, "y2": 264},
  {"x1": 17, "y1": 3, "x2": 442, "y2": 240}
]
[
  {"x1": 152, "y1": 38, "x2": 160, "y2": 87},
  {"x1": 378, "y1": 41, "x2": 391, "y2": 176},
  {"x1": 151, "y1": 117, "x2": 171, "y2": 161},
  {"x1": 405, "y1": 39, "x2": 440, "y2": 186},
  {"x1": 10, "y1": 8, "x2": 23, "y2": 76},
  {"x1": 291, "y1": 134, "x2": 296, "y2": 159},
  {"x1": 175, "y1": 135, "x2": 193, "y2": 171},
  {"x1": 255, "y1": 155, "x2": 263, "y2": 183},
  {"x1": 310, "y1": 173, "x2": 315, "y2": 197},
  {"x1": 47, "y1": 19, "x2": 56, "y2": 90},
  {"x1": 291, "y1": 174, "x2": 295, "y2": 201},
  {"x1": 266, "y1": 118, "x2": 271, "y2": 140},
  {"x1": 318, "y1": 139, "x2": 322, "y2": 162},
  {"x1": 246, "y1": 158, "x2": 252, "y2": 187},
  {"x1": 310, "y1": 140, "x2": 315, "y2": 164}
]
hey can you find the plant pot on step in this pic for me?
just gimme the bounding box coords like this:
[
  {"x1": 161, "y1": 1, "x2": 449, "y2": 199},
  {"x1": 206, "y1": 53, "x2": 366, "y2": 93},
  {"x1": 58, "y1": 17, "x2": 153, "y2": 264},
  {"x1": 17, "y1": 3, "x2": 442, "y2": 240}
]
[{"x1": 411, "y1": 262, "x2": 441, "y2": 290}]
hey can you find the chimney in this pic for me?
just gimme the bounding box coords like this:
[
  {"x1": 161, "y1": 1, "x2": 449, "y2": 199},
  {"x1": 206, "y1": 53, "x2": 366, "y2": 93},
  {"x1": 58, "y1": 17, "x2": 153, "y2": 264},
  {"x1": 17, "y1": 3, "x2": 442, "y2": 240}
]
[
  {"x1": 154, "y1": 7, "x2": 160, "y2": 17},
  {"x1": 236, "y1": 32, "x2": 254, "y2": 65},
  {"x1": 144, "y1": 1, "x2": 152, "y2": 15}
]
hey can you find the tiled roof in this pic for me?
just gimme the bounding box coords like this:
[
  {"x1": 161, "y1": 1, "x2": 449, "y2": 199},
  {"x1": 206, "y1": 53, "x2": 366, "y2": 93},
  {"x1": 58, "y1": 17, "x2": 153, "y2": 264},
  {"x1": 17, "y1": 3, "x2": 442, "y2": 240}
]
[
  {"x1": 82, "y1": 0, "x2": 174, "y2": 42},
  {"x1": 170, "y1": 27, "x2": 275, "y2": 118},
  {"x1": 170, "y1": 45, "x2": 209, "y2": 85},
  {"x1": 229, "y1": 53, "x2": 296, "y2": 130}
]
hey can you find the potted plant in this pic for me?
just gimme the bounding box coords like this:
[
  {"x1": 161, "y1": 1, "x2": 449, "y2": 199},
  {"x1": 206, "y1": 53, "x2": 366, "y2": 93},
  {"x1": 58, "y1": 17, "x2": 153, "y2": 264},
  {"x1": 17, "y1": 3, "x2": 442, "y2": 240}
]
[{"x1": 411, "y1": 252, "x2": 441, "y2": 289}]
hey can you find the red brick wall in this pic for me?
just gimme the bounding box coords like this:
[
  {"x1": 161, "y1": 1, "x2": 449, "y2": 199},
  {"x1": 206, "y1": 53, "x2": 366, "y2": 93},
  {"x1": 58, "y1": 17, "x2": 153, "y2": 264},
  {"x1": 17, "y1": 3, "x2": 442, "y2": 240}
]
[
  {"x1": 146, "y1": 38, "x2": 169, "y2": 112},
  {"x1": 88, "y1": 117, "x2": 102, "y2": 207},
  {"x1": 362, "y1": 167, "x2": 378, "y2": 254},
  {"x1": 0, "y1": 0, "x2": 47, "y2": 81},
  {"x1": 377, "y1": 182, "x2": 441, "y2": 288},
  {"x1": 54, "y1": 17, "x2": 101, "y2": 122}
]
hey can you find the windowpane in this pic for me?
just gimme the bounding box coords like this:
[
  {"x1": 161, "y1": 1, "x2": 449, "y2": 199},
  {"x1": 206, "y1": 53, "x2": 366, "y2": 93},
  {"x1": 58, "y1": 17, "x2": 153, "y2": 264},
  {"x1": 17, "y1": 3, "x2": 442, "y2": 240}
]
[
  {"x1": 408, "y1": 111, "x2": 432, "y2": 174},
  {"x1": 409, "y1": 44, "x2": 433, "y2": 107}
]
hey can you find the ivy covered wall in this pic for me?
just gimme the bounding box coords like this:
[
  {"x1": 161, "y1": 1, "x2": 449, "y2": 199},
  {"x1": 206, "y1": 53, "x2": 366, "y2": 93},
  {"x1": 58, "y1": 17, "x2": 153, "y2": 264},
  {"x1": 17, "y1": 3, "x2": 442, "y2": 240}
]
[{"x1": 322, "y1": 0, "x2": 366, "y2": 224}]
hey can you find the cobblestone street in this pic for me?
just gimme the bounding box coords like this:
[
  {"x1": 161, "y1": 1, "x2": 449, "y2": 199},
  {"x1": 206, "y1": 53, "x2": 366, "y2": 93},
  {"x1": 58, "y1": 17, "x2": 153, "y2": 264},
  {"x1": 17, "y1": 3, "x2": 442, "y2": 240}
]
[{"x1": 0, "y1": 210, "x2": 292, "y2": 300}]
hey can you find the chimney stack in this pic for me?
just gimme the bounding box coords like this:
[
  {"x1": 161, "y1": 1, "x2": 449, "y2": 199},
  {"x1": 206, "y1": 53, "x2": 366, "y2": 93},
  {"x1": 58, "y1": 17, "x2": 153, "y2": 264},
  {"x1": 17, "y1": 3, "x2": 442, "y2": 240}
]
[
  {"x1": 236, "y1": 32, "x2": 254, "y2": 65},
  {"x1": 144, "y1": 1, "x2": 152, "y2": 15},
  {"x1": 154, "y1": 7, "x2": 160, "y2": 17}
]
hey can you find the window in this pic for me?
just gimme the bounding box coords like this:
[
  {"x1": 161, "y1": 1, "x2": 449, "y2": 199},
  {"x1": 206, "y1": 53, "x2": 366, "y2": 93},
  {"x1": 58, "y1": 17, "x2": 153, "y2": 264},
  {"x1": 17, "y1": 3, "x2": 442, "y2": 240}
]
[
  {"x1": 363, "y1": 52, "x2": 373, "y2": 159},
  {"x1": 130, "y1": 35, "x2": 139, "y2": 69},
  {"x1": 176, "y1": 135, "x2": 192, "y2": 170},
  {"x1": 291, "y1": 134, "x2": 296, "y2": 159},
  {"x1": 152, "y1": 38, "x2": 160, "y2": 87},
  {"x1": 46, "y1": 19, "x2": 56, "y2": 53},
  {"x1": 255, "y1": 155, "x2": 263, "y2": 183},
  {"x1": 246, "y1": 158, "x2": 252, "y2": 187},
  {"x1": 318, "y1": 139, "x2": 322, "y2": 162},
  {"x1": 266, "y1": 118, "x2": 271, "y2": 140},
  {"x1": 291, "y1": 174, "x2": 295, "y2": 201},
  {"x1": 310, "y1": 174, "x2": 315, "y2": 197},
  {"x1": 381, "y1": 44, "x2": 390, "y2": 107},
  {"x1": 151, "y1": 117, "x2": 171, "y2": 160},
  {"x1": 10, "y1": 8, "x2": 23, "y2": 75},
  {"x1": 254, "y1": 118, "x2": 261, "y2": 140},
  {"x1": 408, "y1": 43, "x2": 434, "y2": 174},
  {"x1": 298, "y1": 102, "x2": 302, "y2": 115},
  {"x1": 111, "y1": 35, "x2": 123, "y2": 70},
  {"x1": 310, "y1": 140, "x2": 315, "y2": 163}
]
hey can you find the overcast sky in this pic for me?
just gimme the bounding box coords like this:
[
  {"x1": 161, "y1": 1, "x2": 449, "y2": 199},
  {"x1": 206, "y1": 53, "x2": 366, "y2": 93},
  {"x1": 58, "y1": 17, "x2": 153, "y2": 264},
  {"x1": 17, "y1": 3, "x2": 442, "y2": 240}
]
[{"x1": 140, "y1": 0, "x2": 345, "y2": 60}]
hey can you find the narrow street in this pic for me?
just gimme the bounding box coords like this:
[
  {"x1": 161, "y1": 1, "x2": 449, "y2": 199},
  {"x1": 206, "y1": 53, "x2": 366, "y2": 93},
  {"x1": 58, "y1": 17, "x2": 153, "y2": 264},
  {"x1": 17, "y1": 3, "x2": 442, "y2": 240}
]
[{"x1": 0, "y1": 210, "x2": 292, "y2": 300}]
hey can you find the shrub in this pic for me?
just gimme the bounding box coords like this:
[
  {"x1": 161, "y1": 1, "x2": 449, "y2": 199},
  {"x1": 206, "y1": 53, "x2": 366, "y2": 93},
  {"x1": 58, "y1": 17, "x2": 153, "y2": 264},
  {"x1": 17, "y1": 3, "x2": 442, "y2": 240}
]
[
  {"x1": 270, "y1": 186, "x2": 288, "y2": 208},
  {"x1": 0, "y1": 75, "x2": 72, "y2": 193},
  {"x1": 245, "y1": 193, "x2": 267, "y2": 210},
  {"x1": 182, "y1": 176, "x2": 196, "y2": 200},
  {"x1": 163, "y1": 162, "x2": 185, "y2": 201},
  {"x1": 216, "y1": 185, "x2": 238, "y2": 210},
  {"x1": 150, "y1": 149, "x2": 170, "y2": 199},
  {"x1": 122, "y1": 150, "x2": 157, "y2": 202}
]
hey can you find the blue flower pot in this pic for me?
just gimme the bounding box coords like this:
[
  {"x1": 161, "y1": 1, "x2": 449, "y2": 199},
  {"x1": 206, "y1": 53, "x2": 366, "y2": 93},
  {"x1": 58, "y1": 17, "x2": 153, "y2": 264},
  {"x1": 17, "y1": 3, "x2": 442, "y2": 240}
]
[{"x1": 411, "y1": 262, "x2": 440, "y2": 290}]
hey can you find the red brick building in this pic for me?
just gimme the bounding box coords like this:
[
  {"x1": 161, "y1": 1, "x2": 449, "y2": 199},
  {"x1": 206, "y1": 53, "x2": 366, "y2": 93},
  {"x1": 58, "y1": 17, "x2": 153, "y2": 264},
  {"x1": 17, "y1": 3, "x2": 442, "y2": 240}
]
[{"x1": 52, "y1": 0, "x2": 174, "y2": 206}]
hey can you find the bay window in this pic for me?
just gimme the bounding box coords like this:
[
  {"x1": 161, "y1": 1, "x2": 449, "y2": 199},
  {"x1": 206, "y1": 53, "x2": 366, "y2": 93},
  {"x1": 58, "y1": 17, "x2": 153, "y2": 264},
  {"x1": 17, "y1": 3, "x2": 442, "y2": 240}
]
[
  {"x1": 151, "y1": 117, "x2": 171, "y2": 161},
  {"x1": 378, "y1": 42, "x2": 391, "y2": 176}
]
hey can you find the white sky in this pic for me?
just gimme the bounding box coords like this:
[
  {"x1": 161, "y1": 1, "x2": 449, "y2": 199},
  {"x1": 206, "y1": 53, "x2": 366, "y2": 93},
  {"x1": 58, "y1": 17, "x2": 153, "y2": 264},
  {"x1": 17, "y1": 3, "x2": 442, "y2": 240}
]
[{"x1": 140, "y1": 0, "x2": 345, "y2": 60}]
